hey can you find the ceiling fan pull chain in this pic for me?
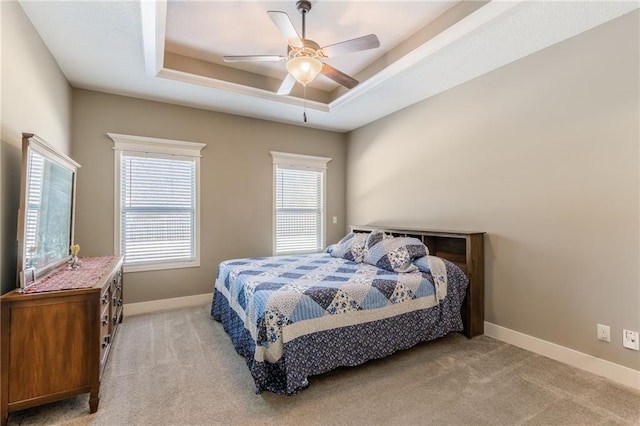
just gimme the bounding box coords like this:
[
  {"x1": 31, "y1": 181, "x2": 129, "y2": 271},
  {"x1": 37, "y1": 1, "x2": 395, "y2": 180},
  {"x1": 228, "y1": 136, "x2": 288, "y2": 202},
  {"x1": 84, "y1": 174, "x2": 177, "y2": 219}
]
[{"x1": 303, "y1": 85, "x2": 308, "y2": 123}]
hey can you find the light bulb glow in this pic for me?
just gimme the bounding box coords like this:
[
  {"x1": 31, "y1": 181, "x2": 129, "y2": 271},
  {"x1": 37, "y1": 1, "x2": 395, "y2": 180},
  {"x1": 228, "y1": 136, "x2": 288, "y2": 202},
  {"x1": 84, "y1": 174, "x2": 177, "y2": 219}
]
[{"x1": 286, "y1": 56, "x2": 322, "y2": 86}]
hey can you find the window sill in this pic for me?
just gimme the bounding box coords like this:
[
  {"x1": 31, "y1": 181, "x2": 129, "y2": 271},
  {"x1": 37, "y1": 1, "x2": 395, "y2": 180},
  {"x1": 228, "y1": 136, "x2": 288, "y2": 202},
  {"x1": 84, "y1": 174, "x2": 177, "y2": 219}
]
[{"x1": 123, "y1": 260, "x2": 200, "y2": 274}]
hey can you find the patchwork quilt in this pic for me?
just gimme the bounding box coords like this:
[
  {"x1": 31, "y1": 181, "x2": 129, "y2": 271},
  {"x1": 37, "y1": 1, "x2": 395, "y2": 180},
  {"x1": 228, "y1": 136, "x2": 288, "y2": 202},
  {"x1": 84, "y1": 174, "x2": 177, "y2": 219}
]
[{"x1": 211, "y1": 253, "x2": 468, "y2": 394}]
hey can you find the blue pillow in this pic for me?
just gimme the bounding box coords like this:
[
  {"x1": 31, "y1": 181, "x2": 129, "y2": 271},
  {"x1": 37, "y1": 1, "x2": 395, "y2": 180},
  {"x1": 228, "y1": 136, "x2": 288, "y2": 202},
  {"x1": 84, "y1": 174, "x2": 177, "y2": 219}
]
[
  {"x1": 363, "y1": 236, "x2": 429, "y2": 273},
  {"x1": 327, "y1": 232, "x2": 368, "y2": 262}
]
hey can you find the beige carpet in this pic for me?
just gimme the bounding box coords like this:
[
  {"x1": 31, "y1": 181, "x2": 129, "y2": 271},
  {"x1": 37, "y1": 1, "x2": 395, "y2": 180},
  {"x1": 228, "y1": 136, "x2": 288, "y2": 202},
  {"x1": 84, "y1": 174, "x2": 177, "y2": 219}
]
[{"x1": 8, "y1": 304, "x2": 640, "y2": 425}]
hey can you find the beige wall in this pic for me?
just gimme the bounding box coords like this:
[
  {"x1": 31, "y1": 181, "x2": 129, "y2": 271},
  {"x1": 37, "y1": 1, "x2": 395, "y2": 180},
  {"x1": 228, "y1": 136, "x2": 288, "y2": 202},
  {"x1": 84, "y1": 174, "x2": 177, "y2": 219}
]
[
  {"x1": 71, "y1": 90, "x2": 346, "y2": 304},
  {"x1": 0, "y1": 1, "x2": 72, "y2": 295},
  {"x1": 346, "y1": 11, "x2": 639, "y2": 370}
]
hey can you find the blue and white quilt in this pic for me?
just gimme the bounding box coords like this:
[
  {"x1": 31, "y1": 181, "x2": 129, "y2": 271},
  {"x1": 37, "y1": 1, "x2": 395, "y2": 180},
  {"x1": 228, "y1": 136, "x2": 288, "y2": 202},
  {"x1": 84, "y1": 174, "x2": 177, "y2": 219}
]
[{"x1": 212, "y1": 253, "x2": 468, "y2": 394}]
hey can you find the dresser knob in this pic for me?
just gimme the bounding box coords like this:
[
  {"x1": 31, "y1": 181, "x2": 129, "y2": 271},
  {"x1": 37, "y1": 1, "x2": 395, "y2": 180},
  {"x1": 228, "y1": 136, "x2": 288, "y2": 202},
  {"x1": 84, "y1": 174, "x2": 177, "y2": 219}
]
[{"x1": 101, "y1": 334, "x2": 111, "y2": 348}]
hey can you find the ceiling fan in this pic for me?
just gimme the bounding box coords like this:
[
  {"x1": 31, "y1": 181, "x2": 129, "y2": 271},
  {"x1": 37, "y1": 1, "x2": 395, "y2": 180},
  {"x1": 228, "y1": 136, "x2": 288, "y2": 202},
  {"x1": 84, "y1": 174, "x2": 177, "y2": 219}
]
[{"x1": 223, "y1": 0, "x2": 380, "y2": 96}]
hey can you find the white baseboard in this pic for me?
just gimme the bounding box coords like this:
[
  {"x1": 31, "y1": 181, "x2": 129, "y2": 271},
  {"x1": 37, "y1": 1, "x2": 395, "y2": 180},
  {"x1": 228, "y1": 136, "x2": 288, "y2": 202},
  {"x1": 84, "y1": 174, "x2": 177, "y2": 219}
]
[
  {"x1": 124, "y1": 293, "x2": 212, "y2": 316},
  {"x1": 484, "y1": 322, "x2": 640, "y2": 391}
]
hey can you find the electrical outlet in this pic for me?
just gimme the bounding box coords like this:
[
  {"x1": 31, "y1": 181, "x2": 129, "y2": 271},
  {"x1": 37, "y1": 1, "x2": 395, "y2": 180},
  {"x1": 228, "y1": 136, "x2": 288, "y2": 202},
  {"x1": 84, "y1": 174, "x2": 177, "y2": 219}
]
[
  {"x1": 623, "y1": 330, "x2": 639, "y2": 351},
  {"x1": 597, "y1": 324, "x2": 610, "y2": 342}
]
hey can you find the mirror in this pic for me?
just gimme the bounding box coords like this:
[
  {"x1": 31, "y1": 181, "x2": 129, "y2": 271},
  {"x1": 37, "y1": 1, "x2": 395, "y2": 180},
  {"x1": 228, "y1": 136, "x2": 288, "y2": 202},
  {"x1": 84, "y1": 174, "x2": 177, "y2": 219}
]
[{"x1": 17, "y1": 133, "x2": 80, "y2": 289}]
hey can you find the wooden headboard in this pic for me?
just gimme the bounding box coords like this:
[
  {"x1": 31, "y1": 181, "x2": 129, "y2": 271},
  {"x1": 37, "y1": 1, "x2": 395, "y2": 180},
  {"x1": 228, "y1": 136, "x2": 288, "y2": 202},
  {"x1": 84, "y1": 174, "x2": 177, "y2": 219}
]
[{"x1": 350, "y1": 225, "x2": 485, "y2": 338}]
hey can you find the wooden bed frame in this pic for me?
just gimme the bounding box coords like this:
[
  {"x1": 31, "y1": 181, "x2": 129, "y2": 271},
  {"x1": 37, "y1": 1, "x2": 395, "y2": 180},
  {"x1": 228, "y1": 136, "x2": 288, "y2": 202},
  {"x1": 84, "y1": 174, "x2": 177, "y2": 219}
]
[{"x1": 350, "y1": 225, "x2": 485, "y2": 338}]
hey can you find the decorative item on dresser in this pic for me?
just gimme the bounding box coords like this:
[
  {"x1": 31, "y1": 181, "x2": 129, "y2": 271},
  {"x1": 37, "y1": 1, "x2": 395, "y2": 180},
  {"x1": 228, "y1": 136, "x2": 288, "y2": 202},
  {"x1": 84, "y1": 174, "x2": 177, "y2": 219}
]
[{"x1": 0, "y1": 256, "x2": 124, "y2": 426}]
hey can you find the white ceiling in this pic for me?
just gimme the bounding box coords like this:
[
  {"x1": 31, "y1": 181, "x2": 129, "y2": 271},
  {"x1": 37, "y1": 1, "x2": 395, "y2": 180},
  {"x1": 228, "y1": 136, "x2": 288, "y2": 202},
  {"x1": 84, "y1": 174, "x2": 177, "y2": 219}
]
[{"x1": 19, "y1": 1, "x2": 639, "y2": 133}]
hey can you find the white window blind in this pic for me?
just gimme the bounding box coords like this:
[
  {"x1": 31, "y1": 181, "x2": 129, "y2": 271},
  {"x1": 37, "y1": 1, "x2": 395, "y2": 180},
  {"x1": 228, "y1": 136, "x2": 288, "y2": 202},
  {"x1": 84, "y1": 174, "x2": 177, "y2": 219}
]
[
  {"x1": 120, "y1": 154, "x2": 195, "y2": 266},
  {"x1": 109, "y1": 133, "x2": 205, "y2": 272},
  {"x1": 271, "y1": 152, "x2": 331, "y2": 256},
  {"x1": 275, "y1": 167, "x2": 323, "y2": 254}
]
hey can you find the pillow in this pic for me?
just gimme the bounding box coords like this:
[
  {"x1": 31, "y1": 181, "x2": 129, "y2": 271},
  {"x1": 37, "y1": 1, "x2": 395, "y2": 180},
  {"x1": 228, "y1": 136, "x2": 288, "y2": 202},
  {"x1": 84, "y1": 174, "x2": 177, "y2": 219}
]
[
  {"x1": 327, "y1": 232, "x2": 368, "y2": 262},
  {"x1": 363, "y1": 236, "x2": 429, "y2": 273},
  {"x1": 412, "y1": 256, "x2": 430, "y2": 273},
  {"x1": 364, "y1": 229, "x2": 389, "y2": 250}
]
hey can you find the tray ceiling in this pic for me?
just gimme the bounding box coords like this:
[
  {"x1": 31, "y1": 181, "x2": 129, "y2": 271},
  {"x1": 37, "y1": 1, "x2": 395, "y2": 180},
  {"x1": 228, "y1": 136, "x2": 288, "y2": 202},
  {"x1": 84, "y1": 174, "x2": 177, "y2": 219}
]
[{"x1": 19, "y1": 1, "x2": 639, "y2": 132}]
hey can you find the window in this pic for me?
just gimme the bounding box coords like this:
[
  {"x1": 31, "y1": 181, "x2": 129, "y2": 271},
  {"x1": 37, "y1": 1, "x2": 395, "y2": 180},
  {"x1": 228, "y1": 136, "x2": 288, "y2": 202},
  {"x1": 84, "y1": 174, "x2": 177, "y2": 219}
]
[
  {"x1": 109, "y1": 133, "x2": 205, "y2": 272},
  {"x1": 271, "y1": 152, "x2": 331, "y2": 255}
]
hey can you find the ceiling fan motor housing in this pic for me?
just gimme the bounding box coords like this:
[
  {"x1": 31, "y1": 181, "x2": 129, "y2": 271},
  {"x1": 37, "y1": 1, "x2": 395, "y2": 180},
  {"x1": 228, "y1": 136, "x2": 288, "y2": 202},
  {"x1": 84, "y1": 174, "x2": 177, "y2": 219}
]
[
  {"x1": 287, "y1": 39, "x2": 326, "y2": 60},
  {"x1": 296, "y1": 0, "x2": 312, "y2": 14}
]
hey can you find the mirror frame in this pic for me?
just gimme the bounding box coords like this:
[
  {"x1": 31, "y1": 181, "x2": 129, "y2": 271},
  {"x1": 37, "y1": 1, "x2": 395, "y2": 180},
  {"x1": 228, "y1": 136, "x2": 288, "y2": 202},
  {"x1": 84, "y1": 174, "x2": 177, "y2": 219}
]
[{"x1": 16, "y1": 133, "x2": 81, "y2": 290}]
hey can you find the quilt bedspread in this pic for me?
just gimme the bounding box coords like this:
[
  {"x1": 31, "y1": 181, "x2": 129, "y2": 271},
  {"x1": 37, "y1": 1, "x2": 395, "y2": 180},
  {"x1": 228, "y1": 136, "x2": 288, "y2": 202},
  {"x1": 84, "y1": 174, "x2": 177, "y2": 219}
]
[
  {"x1": 214, "y1": 254, "x2": 450, "y2": 362},
  {"x1": 212, "y1": 253, "x2": 468, "y2": 394}
]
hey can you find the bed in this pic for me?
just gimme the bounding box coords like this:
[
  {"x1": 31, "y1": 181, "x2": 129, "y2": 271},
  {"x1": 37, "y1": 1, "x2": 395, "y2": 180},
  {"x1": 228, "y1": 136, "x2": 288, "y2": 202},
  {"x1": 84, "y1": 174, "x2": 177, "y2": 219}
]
[{"x1": 211, "y1": 225, "x2": 484, "y2": 395}]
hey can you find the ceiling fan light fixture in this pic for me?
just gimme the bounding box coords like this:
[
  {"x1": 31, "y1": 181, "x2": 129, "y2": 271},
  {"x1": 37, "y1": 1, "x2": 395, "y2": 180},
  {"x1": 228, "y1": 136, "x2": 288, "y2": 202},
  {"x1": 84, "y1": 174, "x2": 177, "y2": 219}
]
[{"x1": 286, "y1": 56, "x2": 322, "y2": 86}]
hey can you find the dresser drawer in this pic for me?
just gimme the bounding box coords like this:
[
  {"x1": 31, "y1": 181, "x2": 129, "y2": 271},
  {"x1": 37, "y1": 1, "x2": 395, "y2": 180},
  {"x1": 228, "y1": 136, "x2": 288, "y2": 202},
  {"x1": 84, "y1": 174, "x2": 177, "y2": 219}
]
[
  {"x1": 111, "y1": 268, "x2": 124, "y2": 330},
  {"x1": 99, "y1": 285, "x2": 112, "y2": 376}
]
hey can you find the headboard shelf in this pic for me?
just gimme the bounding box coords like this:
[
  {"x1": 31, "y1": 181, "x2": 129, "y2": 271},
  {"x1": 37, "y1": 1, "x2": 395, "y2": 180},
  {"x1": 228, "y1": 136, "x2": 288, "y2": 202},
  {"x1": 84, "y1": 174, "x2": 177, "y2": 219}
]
[{"x1": 350, "y1": 225, "x2": 485, "y2": 338}]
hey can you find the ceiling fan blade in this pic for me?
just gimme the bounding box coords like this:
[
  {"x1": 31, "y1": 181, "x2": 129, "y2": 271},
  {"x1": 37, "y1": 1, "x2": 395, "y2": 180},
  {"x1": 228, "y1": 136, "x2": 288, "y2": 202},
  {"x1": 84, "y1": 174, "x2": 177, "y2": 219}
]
[
  {"x1": 276, "y1": 73, "x2": 297, "y2": 95},
  {"x1": 223, "y1": 55, "x2": 287, "y2": 63},
  {"x1": 320, "y1": 63, "x2": 358, "y2": 89},
  {"x1": 267, "y1": 11, "x2": 303, "y2": 48},
  {"x1": 321, "y1": 34, "x2": 380, "y2": 57}
]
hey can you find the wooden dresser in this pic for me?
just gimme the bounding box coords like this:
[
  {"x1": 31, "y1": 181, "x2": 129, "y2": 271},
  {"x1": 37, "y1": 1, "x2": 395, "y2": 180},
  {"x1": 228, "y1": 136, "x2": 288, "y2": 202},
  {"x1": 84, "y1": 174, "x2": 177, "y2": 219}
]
[{"x1": 0, "y1": 256, "x2": 123, "y2": 425}]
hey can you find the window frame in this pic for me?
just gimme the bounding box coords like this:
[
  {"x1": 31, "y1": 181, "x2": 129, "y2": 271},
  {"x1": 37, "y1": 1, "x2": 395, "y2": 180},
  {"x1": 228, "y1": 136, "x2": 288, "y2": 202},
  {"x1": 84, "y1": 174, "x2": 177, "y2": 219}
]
[
  {"x1": 109, "y1": 133, "x2": 205, "y2": 273},
  {"x1": 271, "y1": 151, "x2": 331, "y2": 256}
]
